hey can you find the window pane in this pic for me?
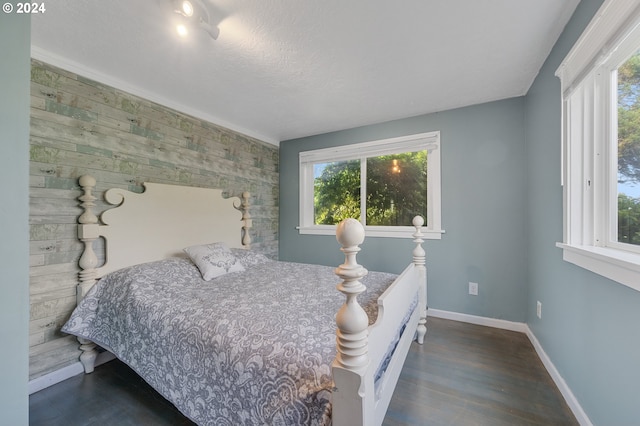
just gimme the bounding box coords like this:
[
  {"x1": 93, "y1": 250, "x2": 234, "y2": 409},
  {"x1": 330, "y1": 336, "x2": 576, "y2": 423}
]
[
  {"x1": 617, "y1": 51, "x2": 640, "y2": 246},
  {"x1": 313, "y1": 160, "x2": 361, "y2": 225},
  {"x1": 365, "y1": 152, "x2": 427, "y2": 226}
]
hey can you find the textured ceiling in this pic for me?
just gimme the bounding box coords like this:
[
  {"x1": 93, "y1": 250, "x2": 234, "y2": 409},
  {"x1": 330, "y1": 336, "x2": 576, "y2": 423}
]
[{"x1": 31, "y1": 0, "x2": 580, "y2": 145}]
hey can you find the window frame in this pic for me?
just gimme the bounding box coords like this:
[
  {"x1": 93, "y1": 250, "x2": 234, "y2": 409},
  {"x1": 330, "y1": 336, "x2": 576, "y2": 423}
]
[
  {"x1": 556, "y1": 0, "x2": 640, "y2": 292},
  {"x1": 298, "y1": 131, "x2": 443, "y2": 239}
]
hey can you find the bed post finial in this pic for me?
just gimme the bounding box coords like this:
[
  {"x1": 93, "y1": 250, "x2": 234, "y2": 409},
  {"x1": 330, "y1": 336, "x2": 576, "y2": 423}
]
[
  {"x1": 240, "y1": 191, "x2": 252, "y2": 248},
  {"x1": 332, "y1": 219, "x2": 371, "y2": 424},
  {"x1": 412, "y1": 215, "x2": 428, "y2": 344},
  {"x1": 334, "y1": 218, "x2": 369, "y2": 369},
  {"x1": 78, "y1": 175, "x2": 99, "y2": 295},
  {"x1": 77, "y1": 175, "x2": 100, "y2": 372}
]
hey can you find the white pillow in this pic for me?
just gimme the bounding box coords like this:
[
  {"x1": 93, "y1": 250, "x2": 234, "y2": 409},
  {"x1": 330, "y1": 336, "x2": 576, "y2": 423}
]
[{"x1": 184, "y1": 242, "x2": 245, "y2": 281}]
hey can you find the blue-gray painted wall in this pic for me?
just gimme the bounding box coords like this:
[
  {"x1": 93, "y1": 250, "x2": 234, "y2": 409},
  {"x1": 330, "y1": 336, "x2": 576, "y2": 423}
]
[
  {"x1": 525, "y1": 0, "x2": 639, "y2": 423},
  {"x1": 281, "y1": 0, "x2": 640, "y2": 422},
  {"x1": 280, "y1": 97, "x2": 528, "y2": 323},
  {"x1": 0, "y1": 10, "x2": 31, "y2": 425},
  {"x1": 1, "y1": 0, "x2": 635, "y2": 422}
]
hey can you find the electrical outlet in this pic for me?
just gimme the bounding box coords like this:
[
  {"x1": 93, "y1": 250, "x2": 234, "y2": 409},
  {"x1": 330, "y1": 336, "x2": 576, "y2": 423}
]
[
  {"x1": 469, "y1": 282, "x2": 478, "y2": 296},
  {"x1": 537, "y1": 301, "x2": 542, "y2": 319}
]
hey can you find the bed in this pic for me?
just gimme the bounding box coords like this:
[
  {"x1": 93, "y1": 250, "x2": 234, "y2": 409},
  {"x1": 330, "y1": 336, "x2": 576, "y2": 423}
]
[{"x1": 62, "y1": 175, "x2": 428, "y2": 426}]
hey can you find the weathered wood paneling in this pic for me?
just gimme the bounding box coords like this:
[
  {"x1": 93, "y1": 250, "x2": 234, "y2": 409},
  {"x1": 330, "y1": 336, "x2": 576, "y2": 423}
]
[
  {"x1": 29, "y1": 336, "x2": 84, "y2": 378},
  {"x1": 28, "y1": 60, "x2": 279, "y2": 380}
]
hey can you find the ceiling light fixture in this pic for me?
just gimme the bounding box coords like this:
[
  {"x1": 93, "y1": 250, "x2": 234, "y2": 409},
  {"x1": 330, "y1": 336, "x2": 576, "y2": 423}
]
[
  {"x1": 180, "y1": 0, "x2": 193, "y2": 17},
  {"x1": 170, "y1": 0, "x2": 219, "y2": 40},
  {"x1": 176, "y1": 23, "x2": 188, "y2": 37}
]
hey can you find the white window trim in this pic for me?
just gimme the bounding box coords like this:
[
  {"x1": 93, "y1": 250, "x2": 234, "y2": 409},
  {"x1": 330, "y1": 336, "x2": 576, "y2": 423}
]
[
  {"x1": 556, "y1": 0, "x2": 640, "y2": 292},
  {"x1": 298, "y1": 131, "x2": 444, "y2": 239}
]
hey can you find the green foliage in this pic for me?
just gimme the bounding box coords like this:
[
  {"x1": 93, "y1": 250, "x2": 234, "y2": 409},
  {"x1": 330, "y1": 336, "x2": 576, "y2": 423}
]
[
  {"x1": 314, "y1": 160, "x2": 361, "y2": 224},
  {"x1": 617, "y1": 51, "x2": 640, "y2": 247},
  {"x1": 618, "y1": 51, "x2": 640, "y2": 183},
  {"x1": 618, "y1": 193, "x2": 640, "y2": 245},
  {"x1": 366, "y1": 152, "x2": 427, "y2": 226},
  {"x1": 313, "y1": 152, "x2": 427, "y2": 226}
]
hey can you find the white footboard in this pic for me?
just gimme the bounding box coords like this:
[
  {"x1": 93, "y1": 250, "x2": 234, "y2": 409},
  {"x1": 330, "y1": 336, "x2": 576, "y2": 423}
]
[{"x1": 332, "y1": 217, "x2": 427, "y2": 426}]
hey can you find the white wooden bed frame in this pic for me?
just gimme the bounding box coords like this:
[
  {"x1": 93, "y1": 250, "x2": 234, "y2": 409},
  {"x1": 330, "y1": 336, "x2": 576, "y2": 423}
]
[{"x1": 74, "y1": 174, "x2": 428, "y2": 426}]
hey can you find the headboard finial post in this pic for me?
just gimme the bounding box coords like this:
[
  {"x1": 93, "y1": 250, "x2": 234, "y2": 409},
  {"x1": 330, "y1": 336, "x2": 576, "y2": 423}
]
[
  {"x1": 412, "y1": 215, "x2": 428, "y2": 344},
  {"x1": 78, "y1": 175, "x2": 98, "y2": 225},
  {"x1": 76, "y1": 175, "x2": 100, "y2": 372},
  {"x1": 77, "y1": 175, "x2": 100, "y2": 294},
  {"x1": 240, "y1": 191, "x2": 252, "y2": 247},
  {"x1": 333, "y1": 218, "x2": 369, "y2": 370}
]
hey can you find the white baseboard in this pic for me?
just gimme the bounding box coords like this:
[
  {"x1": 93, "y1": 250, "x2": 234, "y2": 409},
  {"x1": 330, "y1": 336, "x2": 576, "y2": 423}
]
[
  {"x1": 427, "y1": 308, "x2": 592, "y2": 426},
  {"x1": 28, "y1": 351, "x2": 116, "y2": 395},
  {"x1": 525, "y1": 328, "x2": 593, "y2": 426},
  {"x1": 428, "y1": 308, "x2": 528, "y2": 333}
]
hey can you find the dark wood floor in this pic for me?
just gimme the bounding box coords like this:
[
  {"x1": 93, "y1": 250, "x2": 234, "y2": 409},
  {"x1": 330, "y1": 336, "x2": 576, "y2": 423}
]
[{"x1": 30, "y1": 318, "x2": 577, "y2": 425}]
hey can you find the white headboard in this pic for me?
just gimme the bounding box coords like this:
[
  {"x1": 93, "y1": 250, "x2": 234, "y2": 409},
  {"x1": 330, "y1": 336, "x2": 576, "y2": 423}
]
[{"x1": 76, "y1": 175, "x2": 251, "y2": 300}]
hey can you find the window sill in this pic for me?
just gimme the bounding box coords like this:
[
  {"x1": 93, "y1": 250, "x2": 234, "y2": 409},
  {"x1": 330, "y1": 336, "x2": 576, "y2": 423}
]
[
  {"x1": 556, "y1": 243, "x2": 640, "y2": 292},
  {"x1": 298, "y1": 226, "x2": 444, "y2": 239}
]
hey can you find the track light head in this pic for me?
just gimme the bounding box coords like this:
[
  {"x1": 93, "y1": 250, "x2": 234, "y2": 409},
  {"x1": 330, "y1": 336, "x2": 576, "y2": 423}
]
[{"x1": 170, "y1": 0, "x2": 218, "y2": 40}]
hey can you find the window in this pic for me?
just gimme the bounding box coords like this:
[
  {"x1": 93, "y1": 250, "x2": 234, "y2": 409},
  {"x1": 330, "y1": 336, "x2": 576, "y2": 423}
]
[
  {"x1": 298, "y1": 132, "x2": 443, "y2": 238},
  {"x1": 615, "y1": 50, "x2": 640, "y2": 249},
  {"x1": 556, "y1": 0, "x2": 640, "y2": 291}
]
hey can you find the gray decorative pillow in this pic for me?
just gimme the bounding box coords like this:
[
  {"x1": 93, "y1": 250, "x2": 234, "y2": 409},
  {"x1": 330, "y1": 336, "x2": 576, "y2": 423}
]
[
  {"x1": 230, "y1": 248, "x2": 272, "y2": 268},
  {"x1": 184, "y1": 242, "x2": 245, "y2": 281}
]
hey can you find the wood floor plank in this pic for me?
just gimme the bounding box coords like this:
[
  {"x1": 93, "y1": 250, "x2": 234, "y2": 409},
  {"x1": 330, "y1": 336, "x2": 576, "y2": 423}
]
[
  {"x1": 383, "y1": 318, "x2": 577, "y2": 426},
  {"x1": 30, "y1": 317, "x2": 577, "y2": 425}
]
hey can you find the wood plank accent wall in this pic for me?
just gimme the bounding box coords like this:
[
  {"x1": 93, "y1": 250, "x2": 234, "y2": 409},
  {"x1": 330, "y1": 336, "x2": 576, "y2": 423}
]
[{"x1": 28, "y1": 60, "x2": 279, "y2": 380}]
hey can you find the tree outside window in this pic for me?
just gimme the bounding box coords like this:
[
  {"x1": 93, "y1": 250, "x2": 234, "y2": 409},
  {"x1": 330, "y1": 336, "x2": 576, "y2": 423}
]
[
  {"x1": 298, "y1": 132, "x2": 442, "y2": 239},
  {"x1": 313, "y1": 152, "x2": 427, "y2": 227},
  {"x1": 617, "y1": 50, "x2": 640, "y2": 245}
]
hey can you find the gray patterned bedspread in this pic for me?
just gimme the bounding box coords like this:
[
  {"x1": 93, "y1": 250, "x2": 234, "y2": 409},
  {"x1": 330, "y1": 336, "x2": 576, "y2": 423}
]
[{"x1": 62, "y1": 257, "x2": 397, "y2": 425}]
